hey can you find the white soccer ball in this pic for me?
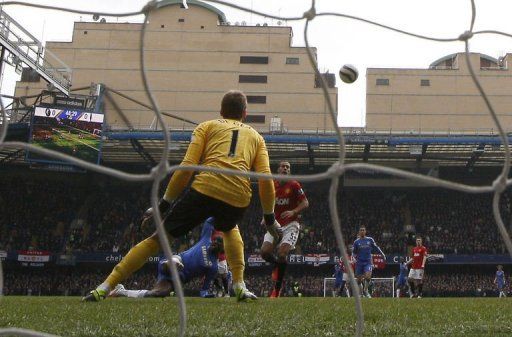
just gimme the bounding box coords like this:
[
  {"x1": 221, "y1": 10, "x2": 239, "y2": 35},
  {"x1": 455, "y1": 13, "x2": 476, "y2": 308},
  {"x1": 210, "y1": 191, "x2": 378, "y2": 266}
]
[{"x1": 339, "y1": 64, "x2": 358, "y2": 84}]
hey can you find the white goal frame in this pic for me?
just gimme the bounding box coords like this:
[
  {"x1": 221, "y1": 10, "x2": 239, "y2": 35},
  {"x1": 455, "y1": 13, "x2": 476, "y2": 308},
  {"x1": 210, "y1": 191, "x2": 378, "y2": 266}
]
[{"x1": 323, "y1": 277, "x2": 395, "y2": 297}]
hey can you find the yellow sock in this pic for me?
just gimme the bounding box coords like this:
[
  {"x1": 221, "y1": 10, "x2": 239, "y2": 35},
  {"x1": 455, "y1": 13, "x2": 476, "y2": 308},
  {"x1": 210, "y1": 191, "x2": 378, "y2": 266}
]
[
  {"x1": 104, "y1": 236, "x2": 160, "y2": 289},
  {"x1": 223, "y1": 226, "x2": 245, "y2": 283}
]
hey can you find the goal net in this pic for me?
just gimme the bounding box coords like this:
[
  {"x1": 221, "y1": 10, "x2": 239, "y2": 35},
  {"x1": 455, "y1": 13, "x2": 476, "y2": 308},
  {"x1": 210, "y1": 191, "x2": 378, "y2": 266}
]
[
  {"x1": 2, "y1": 0, "x2": 512, "y2": 336},
  {"x1": 323, "y1": 277, "x2": 395, "y2": 298}
]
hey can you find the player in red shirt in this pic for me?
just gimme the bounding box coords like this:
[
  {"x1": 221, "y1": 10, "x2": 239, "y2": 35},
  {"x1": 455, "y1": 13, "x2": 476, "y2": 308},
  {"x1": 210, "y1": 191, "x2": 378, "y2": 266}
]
[
  {"x1": 334, "y1": 248, "x2": 355, "y2": 297},
  {"x1": 211, "y1": 230, "x2": 230, "y2": 297},
  {"x1": 407, "y1": 236, "x2": 428, "y2": 298},
  {"x1": 260, "y1": 161, "x2": 309, "y2": 297}
]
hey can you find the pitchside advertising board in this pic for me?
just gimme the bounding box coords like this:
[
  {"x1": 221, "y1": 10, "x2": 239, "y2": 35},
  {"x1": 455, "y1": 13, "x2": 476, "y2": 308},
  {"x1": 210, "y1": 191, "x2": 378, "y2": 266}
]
[
  {"x1": 17, "y1": 250, "x2": 51, "y2": 267},
  {"x1": 1, "y1": 251, "x2": 511, "y2": 265},
  {"x1": 27, "y1": 106, "x2": 105, "y2": 167},
  {"x1": 247, "y1": 254, "x2": 386, "y2": 268},
  {"x1": 247, "y1": 254, "x2": 348, "y2": 267}
]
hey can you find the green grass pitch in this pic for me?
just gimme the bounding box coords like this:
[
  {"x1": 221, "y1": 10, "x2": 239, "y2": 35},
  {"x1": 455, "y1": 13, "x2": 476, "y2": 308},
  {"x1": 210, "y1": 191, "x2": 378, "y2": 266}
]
[{"x1": 1, "y1": 297, "x2": 511, "y2": 336}]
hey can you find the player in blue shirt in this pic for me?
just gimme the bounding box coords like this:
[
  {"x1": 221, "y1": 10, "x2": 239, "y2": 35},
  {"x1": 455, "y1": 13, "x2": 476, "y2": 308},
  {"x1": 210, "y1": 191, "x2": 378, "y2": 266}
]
[
  {"x1": 334, "y1": 258, "x2": 352, "y2": 297},
  {"x1": 395, "y1": 257, "x2": 409, "y2": 298},
  {"x1": 352, "y1": 226, "x2": 386, "y2": 298},
  {"x1": 334, "y1": 260, "x2": 345, "y2": 297},
  {"x1": 494, "y1": 265, "x2": 507, "y2": 298},
  {"x1": 109, "y1": 217, "x2": 222, "y2": 298}
]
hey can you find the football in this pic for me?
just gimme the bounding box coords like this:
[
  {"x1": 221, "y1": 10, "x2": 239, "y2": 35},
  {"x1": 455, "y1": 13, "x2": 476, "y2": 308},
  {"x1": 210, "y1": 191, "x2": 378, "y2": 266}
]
[{"x1": 339, "y1": 64, "x2": 359, "y2": 83}]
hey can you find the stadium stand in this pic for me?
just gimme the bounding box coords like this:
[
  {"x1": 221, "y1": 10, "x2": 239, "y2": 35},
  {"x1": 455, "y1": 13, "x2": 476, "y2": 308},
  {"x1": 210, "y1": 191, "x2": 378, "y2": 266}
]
[
  {"x1": 1, "y1": 171, "x2": 511, "y2": 297},
  {"x1": 3, "y1": 266, "x2": 505, "y2": 298},
  {"x1": 1, "y1": 174, "x2": 510, "y2": 255}
]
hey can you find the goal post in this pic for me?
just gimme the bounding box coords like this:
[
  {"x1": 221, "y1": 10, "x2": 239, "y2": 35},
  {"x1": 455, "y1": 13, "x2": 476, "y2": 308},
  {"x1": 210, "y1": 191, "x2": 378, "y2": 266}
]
[
  {"x1": 371, "y1": 277, "x2": 395, "y2": 298},
  {"x1": 323, "y1": 277, "x2": 395, "y2": 297},
  {"x1": 323, "y1": 277, "x2": 336, "y2": 297}
]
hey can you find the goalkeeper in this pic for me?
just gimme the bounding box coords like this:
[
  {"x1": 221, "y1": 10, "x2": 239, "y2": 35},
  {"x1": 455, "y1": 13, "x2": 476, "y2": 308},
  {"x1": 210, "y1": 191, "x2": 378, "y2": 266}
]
[{"x1": 84, "y1": 91, "x2": 279, "y2": 302}]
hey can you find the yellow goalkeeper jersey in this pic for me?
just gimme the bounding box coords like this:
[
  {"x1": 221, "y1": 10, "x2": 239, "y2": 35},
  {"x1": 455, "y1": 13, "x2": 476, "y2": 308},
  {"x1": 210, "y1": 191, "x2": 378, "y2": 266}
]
[{"x1": 164, "y1": 118, "x2": 275, "y2": 213}]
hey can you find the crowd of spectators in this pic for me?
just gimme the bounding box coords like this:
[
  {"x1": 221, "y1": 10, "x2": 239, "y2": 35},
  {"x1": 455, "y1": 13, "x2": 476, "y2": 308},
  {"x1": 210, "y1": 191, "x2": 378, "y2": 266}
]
[
  {"x1": 3, "y1": 266, "x2": 506, "y2": 298},
  {"x1": 426, "y1": 273, "x2": 497, "y2": 297},
  {"x1": 409, "y1": 190, "x2": 511, "y2": 254},
  {"x1": 1, "y1": 176, "x2": 511, "y2": 256},
  {"x1": 229, "y1": 184, "x2": 510, "y2": 256},
  {"x1": 0, "y1": 179, "x2": 79, "y2": 252},
  {"x1": 245, "y1": 269, "x2": 507, "y2": 297},
  {"x1": 70, "y1": 184, "x2": 151, "y2": 254}
]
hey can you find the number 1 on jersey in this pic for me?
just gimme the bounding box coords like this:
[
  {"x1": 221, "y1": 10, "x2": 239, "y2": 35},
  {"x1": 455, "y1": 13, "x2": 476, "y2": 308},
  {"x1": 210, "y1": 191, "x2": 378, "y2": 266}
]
[{"x1": 228, "y1": 130, "x2": 239, "y2": 157}]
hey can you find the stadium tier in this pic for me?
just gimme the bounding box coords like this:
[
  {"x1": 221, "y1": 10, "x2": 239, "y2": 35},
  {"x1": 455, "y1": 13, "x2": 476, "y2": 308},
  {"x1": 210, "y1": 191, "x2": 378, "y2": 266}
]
[
  {"x1": 2, "y1": 173, "x2": 510, "y2": 256},
  {"x1": 1, "y1": 171, "x2": 511, "y2": 297},
  {"x1": 2, "y1": 263, "x2": 506, "y2": 298},
  {"x1": 3, "y1": 122, "x2": 512, "y2": 168}
]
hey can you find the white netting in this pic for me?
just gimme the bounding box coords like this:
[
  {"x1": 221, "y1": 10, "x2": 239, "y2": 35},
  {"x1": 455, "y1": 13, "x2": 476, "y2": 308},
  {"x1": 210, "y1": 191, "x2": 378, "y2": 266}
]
[
  {"x1": 323, "y1": 277, "x2": 343, "y2": 297},
  {"x1": 369, "y1": 278, "x2": 395, "y2": 298},
  {"x1": 1, "y1": 1, "x2": 512, "y2": 336}
]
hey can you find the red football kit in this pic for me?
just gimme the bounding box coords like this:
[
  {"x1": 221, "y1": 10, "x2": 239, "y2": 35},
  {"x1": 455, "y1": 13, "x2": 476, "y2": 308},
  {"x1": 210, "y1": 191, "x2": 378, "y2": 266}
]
[
  {"x1": 274, "y1": 180, "x2": 306, "y2": 226},
  {"x1": 411, "y1": 245, "x2": 428, "y2": 269},
  {"x1": 211, "y1": 230, "x2": 226, "y2": 261}
]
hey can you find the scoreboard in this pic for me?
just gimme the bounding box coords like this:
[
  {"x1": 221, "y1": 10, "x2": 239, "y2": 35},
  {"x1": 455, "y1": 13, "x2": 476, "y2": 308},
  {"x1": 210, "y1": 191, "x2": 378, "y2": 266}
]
[
  {"x1": 27, "y1": 106, "x2": 105, "y2": 167},
  {"x1": 33, "y1": 106, "x2": 104, "y2": 123}
]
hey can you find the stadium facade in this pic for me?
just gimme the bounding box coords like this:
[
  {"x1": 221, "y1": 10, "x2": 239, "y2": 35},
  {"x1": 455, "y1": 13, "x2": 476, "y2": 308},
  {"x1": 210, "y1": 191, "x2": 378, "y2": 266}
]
[
  {"x1": 366, "y1": 52, "x2": 512, "y2": 133},
  {"x1": 13, "y1": 0, "x2": 337, "y2": 133},
  {"x1": 6, "y1": 1, "x2": 512, "y2": 170}
]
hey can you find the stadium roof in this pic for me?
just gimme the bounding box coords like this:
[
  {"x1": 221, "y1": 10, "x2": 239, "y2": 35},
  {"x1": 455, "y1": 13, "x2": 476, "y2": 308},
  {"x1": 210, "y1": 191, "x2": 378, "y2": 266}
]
[
  {"x1": 155, "y1": 0, "x2": 227, "y2": 23},
  {"x1": 98, "y1": 131, "x2": 510, "y2": 168},
  {"x1": 429, "y1": 52, "x2": 499, "y2": 68},
  {"x1": 2, "y1": 124, "x2": 510, "y2": 169}
]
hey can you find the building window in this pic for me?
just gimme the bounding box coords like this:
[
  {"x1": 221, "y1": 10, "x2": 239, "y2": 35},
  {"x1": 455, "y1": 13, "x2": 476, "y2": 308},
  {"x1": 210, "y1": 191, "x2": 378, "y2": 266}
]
[
  {"x1": 240, "y1": 56, "x2": 269, "y2": 64},
  {"x1": 245, "y1": 115, "x2": 266, "y2": 123},
  {"x1": 480, "y1": 58, "x2": 492, "y2": 68},
  {"x1": 201, "y1": 25, "x2": 205, "y2": 29},
  {"x1": 420, "y1": 79, "x2": 430, "y2": 86},
  {"x1": 239, "y1": 75, "x2": 267, "y2": 83},
  {"x1": 286, "y1": 57, "x2": 299, "y2": 65},
  {"x1": 178, "y1": 18, "x2": 185, "y2": 22},
  {"x1": 83, "y1": 31, "x2": 88, "y2": 35},
  {"x1": 376, "y1": 78, "x2": 389, "y2": 86},
  {"x1": 161, "y1": 24, "x2": 165, "y2": 28},
  {"x1": 270, "y1": 116, "x2": 282, "y2": 132},
  {"x1": 247, "y1": 95, "x2": 266, "y2": 104},
  {"x1": 315, "y1": 73, "x2": 335, "y2": 88}
]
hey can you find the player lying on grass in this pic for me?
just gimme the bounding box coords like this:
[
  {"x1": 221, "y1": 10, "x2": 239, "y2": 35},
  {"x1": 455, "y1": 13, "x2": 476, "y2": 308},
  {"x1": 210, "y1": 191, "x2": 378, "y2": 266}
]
[{"x1": 109, "y1": 217, "x2": 223, "y2": 298}]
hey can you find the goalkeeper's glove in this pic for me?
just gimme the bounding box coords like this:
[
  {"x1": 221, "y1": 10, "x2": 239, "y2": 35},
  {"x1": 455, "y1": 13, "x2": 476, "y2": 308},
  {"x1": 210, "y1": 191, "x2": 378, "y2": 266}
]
[{"x1": 141, "y1": 199, "x2": 172, "y2": 229}]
